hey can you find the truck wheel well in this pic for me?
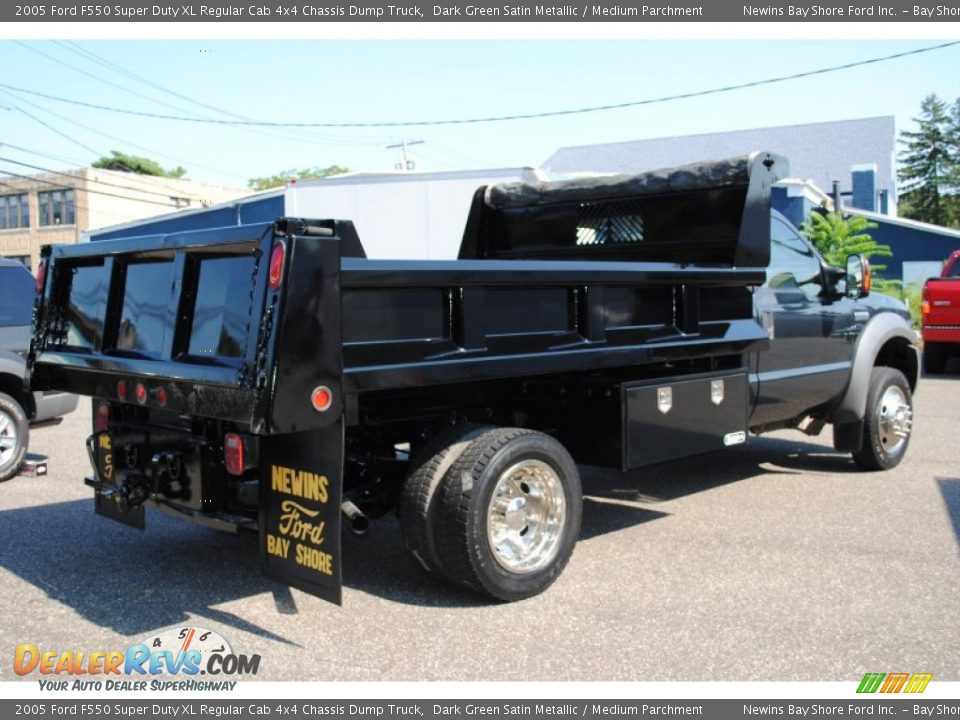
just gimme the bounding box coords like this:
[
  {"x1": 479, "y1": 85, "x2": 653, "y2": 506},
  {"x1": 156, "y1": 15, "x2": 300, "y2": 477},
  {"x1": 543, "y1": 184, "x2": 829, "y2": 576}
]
[
  {"x1": 874, "y1": 337, "x2": 918, "y2": 392},
  {"x1": 0, "y1": 373, "x2": 33, "y2": 418}
]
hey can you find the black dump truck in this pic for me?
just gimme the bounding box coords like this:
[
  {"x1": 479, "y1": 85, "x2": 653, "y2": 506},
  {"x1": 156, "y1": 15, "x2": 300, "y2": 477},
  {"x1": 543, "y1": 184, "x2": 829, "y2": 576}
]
[{"x1": 27, "y1": 153, "x2": 919, "y2": 604}]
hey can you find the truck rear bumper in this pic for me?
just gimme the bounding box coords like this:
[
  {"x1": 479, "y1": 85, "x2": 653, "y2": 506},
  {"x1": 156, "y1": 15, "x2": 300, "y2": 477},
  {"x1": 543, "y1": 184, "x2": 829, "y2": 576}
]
[{"x1": 922, "y1": 327, "x2": 960, "y2": 344}]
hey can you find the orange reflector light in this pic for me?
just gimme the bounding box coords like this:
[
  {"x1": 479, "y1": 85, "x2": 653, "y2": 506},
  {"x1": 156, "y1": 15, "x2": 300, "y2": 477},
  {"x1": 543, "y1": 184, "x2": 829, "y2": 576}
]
[
  {"x1": 862, "y1": 258, "x2": 872, "y2": 293},
  {"x1": 310, "y1": 385, "x2": 333, "y2": 412},
  {"x1": 94, "y1": 401, "x2": 110, "y2": 432},
  {"x1": 135, "y1": 383, "x2": 147, "y2": 405},
  {"x1": 117, "y1": 381, "x2": 127, "y2": 401},
  {"x1": 224, "y1": 433, "x2": 244, "y2": 476},
  {"x1": 269, "y1": 240, "x2": 286, "y2": 291},
  {"x1": 922, "y1": 300, "x2": 931, "y2": 315}
]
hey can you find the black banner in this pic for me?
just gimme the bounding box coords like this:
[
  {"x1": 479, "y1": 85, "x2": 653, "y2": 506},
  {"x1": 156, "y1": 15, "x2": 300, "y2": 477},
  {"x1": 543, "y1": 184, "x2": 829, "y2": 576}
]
[{"x1": 5, "y1": 0, "x2": 960, "y2": 22}]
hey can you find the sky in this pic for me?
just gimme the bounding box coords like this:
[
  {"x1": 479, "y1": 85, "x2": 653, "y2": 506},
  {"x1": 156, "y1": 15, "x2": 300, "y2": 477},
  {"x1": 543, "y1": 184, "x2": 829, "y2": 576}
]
[{"x1": 0, "y1": 39, "x2": 958, "y2": 189}]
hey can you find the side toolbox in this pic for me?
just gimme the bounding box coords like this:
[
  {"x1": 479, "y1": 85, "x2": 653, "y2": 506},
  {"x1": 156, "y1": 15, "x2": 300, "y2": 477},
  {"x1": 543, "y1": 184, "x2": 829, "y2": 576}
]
[{"x1": 622, "y1": 371, "x2": 748, "y2": 469}]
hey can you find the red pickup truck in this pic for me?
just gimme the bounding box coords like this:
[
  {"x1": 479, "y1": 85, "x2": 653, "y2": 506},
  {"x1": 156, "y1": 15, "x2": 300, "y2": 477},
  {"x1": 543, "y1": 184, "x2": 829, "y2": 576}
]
[{"x1": 922, "y1": 249, "x2": 960, "y2": 373}]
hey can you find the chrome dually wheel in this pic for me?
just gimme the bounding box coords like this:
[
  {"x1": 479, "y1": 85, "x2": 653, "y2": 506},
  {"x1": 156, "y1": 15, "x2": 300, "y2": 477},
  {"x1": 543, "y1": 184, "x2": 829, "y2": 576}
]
[
  {"x1": 436, "y1": 428, "x2": 582, "y2": 601},
  {"x1": 486, "y1": 459, "x2": 567, "y2": 574},
  {"x1": 852, "y1": 367, "x2": 914, "y2": 471},
  {"x1": 876, "y1": 384, "x2": 912, "y2": 456}
]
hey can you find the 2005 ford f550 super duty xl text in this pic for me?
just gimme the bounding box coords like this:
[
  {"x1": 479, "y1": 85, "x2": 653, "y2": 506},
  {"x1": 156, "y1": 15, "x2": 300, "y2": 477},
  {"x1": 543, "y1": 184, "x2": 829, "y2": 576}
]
[{"x1": 27, "y1": 153, "x2": 919, "y2": 604}]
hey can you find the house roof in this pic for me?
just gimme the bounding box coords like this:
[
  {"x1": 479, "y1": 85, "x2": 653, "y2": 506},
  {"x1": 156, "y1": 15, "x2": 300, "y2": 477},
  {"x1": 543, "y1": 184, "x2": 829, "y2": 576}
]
[
  {"x1": 542, "y1": 116, "x2": 896, "y2": 195},
  {"x1": 849, "y1": 207, "x2": 960, "y2": 240}
]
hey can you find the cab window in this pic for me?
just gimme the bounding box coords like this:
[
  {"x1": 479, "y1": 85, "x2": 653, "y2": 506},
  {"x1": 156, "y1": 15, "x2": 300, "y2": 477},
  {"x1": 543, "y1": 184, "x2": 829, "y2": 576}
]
[{"x1": 765, "y1": 219, "x2": 824, "y2": 302}]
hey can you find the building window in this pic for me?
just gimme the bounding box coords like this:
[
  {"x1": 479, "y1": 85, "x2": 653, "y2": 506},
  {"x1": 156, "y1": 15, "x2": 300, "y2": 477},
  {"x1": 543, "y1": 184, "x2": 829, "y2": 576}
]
[
  {"x1": 38, "y1": 188, "x2": 75, "y2": 226},
  {"x1": 0, "y1": 193, "x2": 29, "y2": 230}
]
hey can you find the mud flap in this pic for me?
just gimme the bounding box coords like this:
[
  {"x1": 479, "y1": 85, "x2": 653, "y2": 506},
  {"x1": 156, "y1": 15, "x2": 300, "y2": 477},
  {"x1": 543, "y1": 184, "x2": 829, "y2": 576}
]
[
  {"x1": 259, "y1": 424, "x2": 344, "y2": 605},
  {"x1": 258, "y1": 230, "x2": 346, "y2": 605}
]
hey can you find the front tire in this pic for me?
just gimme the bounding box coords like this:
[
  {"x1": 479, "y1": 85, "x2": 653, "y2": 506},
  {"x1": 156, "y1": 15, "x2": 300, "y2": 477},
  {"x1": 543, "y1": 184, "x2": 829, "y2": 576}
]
[
  {"x1": 436, "y1": 428, "x2": 582, "y2": 601},
  {"x1": 0, "y1": 392, "x2": 29, "y2": 482},
  {"x1": 851, "y1": 367, "x2": 913, "y2": 471}
]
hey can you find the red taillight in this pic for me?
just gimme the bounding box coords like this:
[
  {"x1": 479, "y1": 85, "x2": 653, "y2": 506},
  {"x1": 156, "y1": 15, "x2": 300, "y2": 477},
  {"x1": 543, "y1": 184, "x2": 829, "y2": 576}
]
[
  {"x1": 117, "y1": 381, "x2": 128, "y2": 401},
  {"x1": 135, "y1": 383, "x2": 147, "y2": 405},
  {"x1": 35, "y1": 263, "x2": 47, "y2": 294},
  {"x1": 224, "y1": 433, "x2": 244, "y2": 476},
  {"x1": 310, "y1": 385, "x2": 333, "y2": 412},
  {"x1": 156, "y1": 387, "x2": 168, "y2": 406},
  {"x1": 268, "y1": 241, "x2": 286, "y2": 291},
  {"x1": 94, "y1": 401, "x2": 110, "y2": 432}
]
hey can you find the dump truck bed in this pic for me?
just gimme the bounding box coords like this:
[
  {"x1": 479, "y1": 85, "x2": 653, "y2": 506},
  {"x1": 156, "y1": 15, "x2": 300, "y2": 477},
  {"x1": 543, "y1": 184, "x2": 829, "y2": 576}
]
[{"x1": 27, "y1": 152, "x2": 785, "y2": 604}]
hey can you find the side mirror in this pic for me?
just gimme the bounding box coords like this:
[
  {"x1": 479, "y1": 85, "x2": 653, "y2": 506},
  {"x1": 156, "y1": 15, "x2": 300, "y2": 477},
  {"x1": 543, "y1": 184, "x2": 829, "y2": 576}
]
[{"x1": 846, "y1": 254, "x2": 871, "y2": 298}]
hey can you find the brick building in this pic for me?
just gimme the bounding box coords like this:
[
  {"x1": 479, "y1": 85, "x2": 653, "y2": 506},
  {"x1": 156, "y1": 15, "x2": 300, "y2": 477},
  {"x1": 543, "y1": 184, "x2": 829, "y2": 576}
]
[{"x1": 0, "y1": 167, "x2": 247, "y2": 270}]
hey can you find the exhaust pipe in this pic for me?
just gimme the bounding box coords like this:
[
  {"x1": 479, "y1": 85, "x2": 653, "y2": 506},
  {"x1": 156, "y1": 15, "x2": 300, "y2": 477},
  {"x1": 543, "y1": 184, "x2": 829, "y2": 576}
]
[{"x1": 341, "y1": 499, "x2": 369, "y2": 536}]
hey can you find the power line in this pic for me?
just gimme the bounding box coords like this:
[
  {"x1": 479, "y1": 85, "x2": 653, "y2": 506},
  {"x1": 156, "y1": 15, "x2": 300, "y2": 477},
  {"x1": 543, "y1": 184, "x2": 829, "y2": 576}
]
[
  {"x1": 0, "y1": 102, "x2": 102, "y2": 156},
  {"x1": 0, "y1": 89, "x2": 247, "y2": 182},
  {"x1": 55, "y1": 41, "x2": 237, "y2": 119},
  {"x1": 0, "y1": 155, "x2": 202, "y2": 202},
  {"x1": 0, "y1": 42, "x2": 956, "y2": 128},
  {"x1": 0, "y1": 166, "x2": 180, "y2": 208},
  {"x1": 0, "y1": 139, "x2": 92, "y2": 168},
  {"x1": 0, "y1": 176, "x2": 168, "y2": 225},
  {"x1": 50, "y1": 40, "x2": 392, "y2": 148},
  {"x1": 0, "y1": 95, "x2": 216, "y2": 195},
  {"x1": 12, "y1": 41, "x2": 208, "y2": 119}
]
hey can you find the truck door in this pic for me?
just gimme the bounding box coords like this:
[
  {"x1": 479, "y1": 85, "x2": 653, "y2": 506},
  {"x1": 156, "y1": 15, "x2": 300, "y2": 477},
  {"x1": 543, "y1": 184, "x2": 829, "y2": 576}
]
[{"x1": 750, "y1": 217, "x2": 856, "y2": 428}]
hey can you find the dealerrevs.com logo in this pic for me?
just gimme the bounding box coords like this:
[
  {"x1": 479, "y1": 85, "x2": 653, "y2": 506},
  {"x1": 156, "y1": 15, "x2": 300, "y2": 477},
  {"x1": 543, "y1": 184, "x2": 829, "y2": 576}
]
[
  {"x1": 857, "y1": 673, "x2": 933, "y2": 694},
  {"x1": 14, "y1": 625, "x2": 260, "y2": 691}
]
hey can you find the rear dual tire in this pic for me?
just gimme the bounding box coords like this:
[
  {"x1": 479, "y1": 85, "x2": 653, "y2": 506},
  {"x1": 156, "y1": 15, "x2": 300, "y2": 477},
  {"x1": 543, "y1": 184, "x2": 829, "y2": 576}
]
[
  {"x1": 399, "y1": 424, "x2": 489, "y2": 576},
  {"x1": 401, "y1": 426, "x2": 582, "y2": 601}
]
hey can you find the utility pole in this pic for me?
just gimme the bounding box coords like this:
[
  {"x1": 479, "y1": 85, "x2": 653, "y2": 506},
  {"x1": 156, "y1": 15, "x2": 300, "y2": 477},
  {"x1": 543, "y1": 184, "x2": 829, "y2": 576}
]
[{"x1": 387, "y1": 139, "x2": 424, "y2": 172}]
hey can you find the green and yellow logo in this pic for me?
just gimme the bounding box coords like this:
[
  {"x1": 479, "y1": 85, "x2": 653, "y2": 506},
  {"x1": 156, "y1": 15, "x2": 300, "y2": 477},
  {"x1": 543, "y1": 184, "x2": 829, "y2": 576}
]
[{"x1": 857, "y1": 672, "x2": 932, "y2": 694}]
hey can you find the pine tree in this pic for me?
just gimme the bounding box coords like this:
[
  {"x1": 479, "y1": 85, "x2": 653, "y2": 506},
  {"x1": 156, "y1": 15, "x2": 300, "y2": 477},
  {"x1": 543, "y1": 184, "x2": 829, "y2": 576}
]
[
  {"x1": 948, "y1": 97, "x2": 960, "y2": 223},
  {"x1": 897, "y1": 94, "x2": 957, "y2": 227}
]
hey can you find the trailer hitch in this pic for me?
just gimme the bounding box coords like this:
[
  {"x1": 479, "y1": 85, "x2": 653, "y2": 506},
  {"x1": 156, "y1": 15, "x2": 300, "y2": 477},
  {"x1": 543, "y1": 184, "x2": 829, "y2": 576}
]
[{"x1": 97, "y1": 475, "x2": 151, "y2": 513}]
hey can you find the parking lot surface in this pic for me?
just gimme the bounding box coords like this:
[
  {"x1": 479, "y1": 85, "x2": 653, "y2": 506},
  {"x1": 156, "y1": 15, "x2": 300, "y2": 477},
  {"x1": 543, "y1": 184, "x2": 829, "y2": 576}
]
[{"x1": 1, "y1": 375, "x2": 958, "y2": 682}]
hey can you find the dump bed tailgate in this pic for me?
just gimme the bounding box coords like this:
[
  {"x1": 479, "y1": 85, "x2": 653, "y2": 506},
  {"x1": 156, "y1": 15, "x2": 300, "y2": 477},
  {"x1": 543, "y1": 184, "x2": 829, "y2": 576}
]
[{"x1": 29, "y1": 219, "x2": 343, "y2": 435}]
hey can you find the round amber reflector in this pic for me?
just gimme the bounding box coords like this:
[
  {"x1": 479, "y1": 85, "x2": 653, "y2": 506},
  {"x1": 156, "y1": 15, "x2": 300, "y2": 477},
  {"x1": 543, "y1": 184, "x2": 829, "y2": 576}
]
[{"x1": 310, "y1": 386, "x2": 333, "y2": 412}]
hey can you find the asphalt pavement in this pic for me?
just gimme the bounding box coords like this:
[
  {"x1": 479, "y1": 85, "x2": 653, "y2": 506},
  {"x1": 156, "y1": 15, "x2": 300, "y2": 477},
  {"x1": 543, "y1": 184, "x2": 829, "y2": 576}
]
[{"x1": 1, "y1": 373, "x2": 958, "y2": 682}]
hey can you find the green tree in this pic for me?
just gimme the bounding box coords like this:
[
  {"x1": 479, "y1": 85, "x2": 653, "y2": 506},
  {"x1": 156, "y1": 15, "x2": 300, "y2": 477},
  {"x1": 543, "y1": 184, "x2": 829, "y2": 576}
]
[
  {"x1": 247, "y1": 165, "x2": 349, "y2": 191},
  {"x1": 897, "y1": 94, "x2": 958, "y2": 227},
  {"x1": 801, "y1": 210, "x2": 904, "y2": 302},
  {"x1": 800, "y1": 211, "x2": 891, "y2": 269},
  {"x1": 92, "y1": 150, "x2": 187, "y2": 178}
]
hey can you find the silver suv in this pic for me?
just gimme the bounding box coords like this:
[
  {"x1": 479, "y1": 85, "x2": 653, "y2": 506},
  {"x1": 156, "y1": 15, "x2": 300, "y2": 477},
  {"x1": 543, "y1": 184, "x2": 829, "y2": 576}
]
[{"x1": 0, "y1": 258, "x2": 78, "y2": 481}]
